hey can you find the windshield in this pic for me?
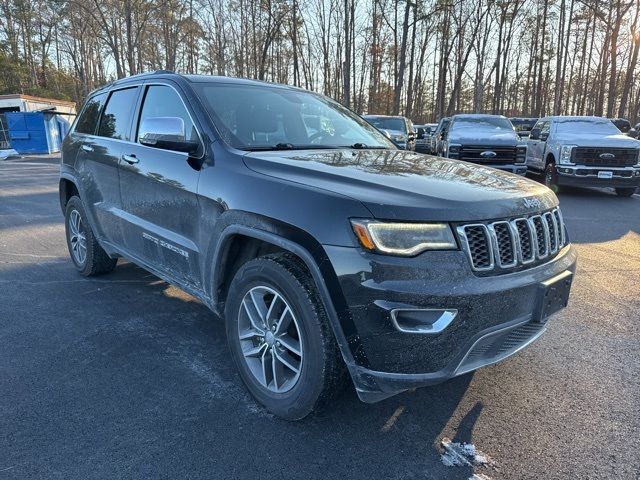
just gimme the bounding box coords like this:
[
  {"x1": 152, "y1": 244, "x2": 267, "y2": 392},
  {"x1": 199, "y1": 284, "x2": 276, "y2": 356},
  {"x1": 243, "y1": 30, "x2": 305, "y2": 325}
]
[
  {"x1": 555, "y1": 119, "x2": 620, "y2": 135},
  {"x1": 452, "y1": 117, "x2": 514, "y2": 131},
  {"x1": 193, "y1": 83, "x2": 393, "y2": 150},
  {"x1": 511, "y1": 119, "x2": 537, "y2": 132},
  {"x1": 364, "y1": 117, "x2": 406, "y2": 132}
]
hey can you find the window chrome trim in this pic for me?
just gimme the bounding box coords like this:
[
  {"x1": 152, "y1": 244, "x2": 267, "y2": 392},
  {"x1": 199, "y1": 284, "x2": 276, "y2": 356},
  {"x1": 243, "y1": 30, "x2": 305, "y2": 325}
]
[{"x1": 137, "y1": 81, "x2": 206, "y2": 160}]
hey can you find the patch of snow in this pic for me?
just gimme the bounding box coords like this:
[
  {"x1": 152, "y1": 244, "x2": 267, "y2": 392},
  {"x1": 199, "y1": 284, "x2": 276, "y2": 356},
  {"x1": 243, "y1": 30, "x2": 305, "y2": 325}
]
[
  {"x1": 469, "y1": 474, "x2": 493, "y2": 480},
  {"x1": 440, "y1": 437, "x2": 495, "y2": 468},
  {"x1": 0, "y1": 149, "x2": 18, "y2": 159}
]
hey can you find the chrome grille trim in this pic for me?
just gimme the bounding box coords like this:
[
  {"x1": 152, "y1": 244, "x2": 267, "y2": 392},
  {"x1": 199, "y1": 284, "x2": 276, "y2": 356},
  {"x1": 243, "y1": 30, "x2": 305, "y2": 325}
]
[
  {"x1": 457, "y1": 224, "x2": 494, "y2": 272},
  {"x1": 544, "y1": 211, "x2": 559, "y2": 254},
  {"x1": 458, "y1": 207, "x2": 567, "y2": 273},
  {"x1": 488, "y1": 221, "x2": 518, "y2": 268}
]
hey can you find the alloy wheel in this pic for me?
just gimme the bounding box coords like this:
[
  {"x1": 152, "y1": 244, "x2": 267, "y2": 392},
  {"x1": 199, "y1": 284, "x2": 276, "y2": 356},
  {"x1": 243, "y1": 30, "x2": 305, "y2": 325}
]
[
  {"x1": 237, "y1": 286, "x2": 303, "y2": 393},
  {"x1": 68, "y1": 209, "x2": 87, "y2": 266}
]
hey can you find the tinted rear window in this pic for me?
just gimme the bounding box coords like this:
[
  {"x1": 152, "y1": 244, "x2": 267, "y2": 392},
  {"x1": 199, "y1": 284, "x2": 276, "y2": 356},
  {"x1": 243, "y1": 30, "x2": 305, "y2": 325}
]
[
  {"x1": 75, "y1": 93, "x2": 107, "y2": 135},
  {"x1": 97, "y1": 88, "x2": 138, "y2": 140}
]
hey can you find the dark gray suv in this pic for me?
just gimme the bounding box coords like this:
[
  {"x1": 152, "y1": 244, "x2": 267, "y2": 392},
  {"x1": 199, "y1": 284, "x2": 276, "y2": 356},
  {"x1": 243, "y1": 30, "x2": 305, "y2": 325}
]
[{"x1": 60, "y1": 72, "x2": 577, "y2": 419}]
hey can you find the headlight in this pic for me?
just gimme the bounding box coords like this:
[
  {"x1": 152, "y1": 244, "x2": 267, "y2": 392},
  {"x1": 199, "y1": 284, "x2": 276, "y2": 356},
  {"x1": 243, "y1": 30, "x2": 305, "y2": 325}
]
[
  {"x1": 393, "y1": 135, "x2": 407, "y2": 142},
  {"x1": 559, "y1": 145, "x2": 577, "y2": 165},
  {"x1": 637, "y1": 149, "x2": 640, "y2": 166},
  {"x1": 351, "y1": 219, "x2": 457, "y2": 256}
]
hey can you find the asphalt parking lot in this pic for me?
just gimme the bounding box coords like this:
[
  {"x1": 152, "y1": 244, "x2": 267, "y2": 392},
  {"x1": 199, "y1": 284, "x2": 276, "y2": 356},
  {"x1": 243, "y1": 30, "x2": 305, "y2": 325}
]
[{"x1": 1, "y1": 155, "x2": 639, "y2": 479}]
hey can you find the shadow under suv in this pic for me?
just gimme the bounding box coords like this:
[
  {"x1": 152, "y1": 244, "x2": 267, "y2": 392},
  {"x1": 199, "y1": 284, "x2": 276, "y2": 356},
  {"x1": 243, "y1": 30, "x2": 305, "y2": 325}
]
[{"x1": 60, "y1": 72, "x2": 577, "y2": 420}]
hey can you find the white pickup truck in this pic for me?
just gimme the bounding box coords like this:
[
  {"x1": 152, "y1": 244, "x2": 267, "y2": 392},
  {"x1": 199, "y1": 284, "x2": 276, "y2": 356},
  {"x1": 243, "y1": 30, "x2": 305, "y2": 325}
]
[{"x1": 526, "y1": 116, "x2": 640, "y2": 197}]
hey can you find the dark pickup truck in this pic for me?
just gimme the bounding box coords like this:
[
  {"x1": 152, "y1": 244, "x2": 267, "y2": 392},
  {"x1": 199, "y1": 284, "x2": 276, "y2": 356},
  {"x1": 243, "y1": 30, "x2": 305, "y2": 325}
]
[
  {"x1": 444, "y1": 114, "x2": 528, "y2": 175},
  {"x1": 60, "y1": 72, "x2": 576, "y2": 419}
]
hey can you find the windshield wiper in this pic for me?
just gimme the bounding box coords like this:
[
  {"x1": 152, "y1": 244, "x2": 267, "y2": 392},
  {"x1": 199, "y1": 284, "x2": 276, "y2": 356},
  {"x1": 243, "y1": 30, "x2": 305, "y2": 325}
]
[
  {"x1": 347, "y1": 143, "x2": 388, "y2": 149},
  {"x1": 243, "y1": 143, "x2": 297, "y2": 151},
  {"x1": 243, "y1": 143, "x2": 390, "y2": 152}
]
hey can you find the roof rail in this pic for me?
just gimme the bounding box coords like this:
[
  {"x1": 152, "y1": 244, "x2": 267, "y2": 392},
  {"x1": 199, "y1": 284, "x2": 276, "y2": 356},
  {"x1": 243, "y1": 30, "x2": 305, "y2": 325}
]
[{"x1": 111, "y1": 70, "x2": 177, "y2": 85}]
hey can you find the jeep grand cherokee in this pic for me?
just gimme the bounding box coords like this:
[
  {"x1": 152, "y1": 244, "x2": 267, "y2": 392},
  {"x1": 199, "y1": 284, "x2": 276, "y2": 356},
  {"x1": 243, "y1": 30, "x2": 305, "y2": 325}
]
[{"x1": 60, "y1": 72, "x2": 577, "y2": 420}]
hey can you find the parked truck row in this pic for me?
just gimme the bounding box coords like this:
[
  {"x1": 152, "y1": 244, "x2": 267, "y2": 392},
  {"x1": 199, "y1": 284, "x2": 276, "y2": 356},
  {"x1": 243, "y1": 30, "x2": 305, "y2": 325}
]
[{"x1": 364, "y1": 113, "x2": 640, "y2": 197}]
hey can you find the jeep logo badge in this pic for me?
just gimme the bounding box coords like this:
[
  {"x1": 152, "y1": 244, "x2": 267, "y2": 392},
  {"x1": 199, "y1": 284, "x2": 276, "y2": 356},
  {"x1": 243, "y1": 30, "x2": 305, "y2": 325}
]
[
  {"x1": 599, "y1": 153, "x2": 615, "y2": 160},
  {"x1": 523, "y1": 198, "x2": 543, "y2": 209},
  {"x1": 480, "y1": 151, "x2": 497, "y2": 158}
]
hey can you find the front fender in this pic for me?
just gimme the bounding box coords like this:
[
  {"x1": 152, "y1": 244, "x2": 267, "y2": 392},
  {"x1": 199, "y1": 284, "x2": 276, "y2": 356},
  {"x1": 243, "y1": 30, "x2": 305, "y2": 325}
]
[{"x1": 206, "y1": 219, "x2": 364, "y2": 374}]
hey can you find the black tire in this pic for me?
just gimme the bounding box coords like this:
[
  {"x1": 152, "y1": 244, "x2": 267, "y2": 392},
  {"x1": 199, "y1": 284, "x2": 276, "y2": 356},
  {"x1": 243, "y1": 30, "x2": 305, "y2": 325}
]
[
  {"x1": 225, "y1": 253, "x2": 345, "y2": 420},
  {"x1": 544, "y1": 162, "x2": 560, "y2": 193},
  {"x1": 615, "y1": 187, "x2": 637, "y2": 198},
  {"x1": 64, "y1": 196, "x2": 117, "y2": 276}
]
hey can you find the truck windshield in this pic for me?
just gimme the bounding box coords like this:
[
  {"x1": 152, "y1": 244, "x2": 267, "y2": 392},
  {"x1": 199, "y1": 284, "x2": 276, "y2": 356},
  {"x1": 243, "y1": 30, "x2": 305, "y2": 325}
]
[
  {"x1": 555, "y1": 119, "x2": 621, "y2": 135},
  {"x1": 452, "y1": 117, "x2": 514, "y2": 131},
  {"x1": 193, "y1": 83, "x2": 393, "y2": 151},
  {"x1": 364, "y1": 117, "x2": 406, "y2": 132}
]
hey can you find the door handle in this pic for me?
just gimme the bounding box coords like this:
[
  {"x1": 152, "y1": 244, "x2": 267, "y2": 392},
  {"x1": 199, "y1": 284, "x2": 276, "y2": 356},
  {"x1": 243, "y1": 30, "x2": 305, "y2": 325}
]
[
  {"x1": 122, "y1": 154, "x2": 139, "y2": 164},
  {"x1": 81, "y1": 144, "x2": 94, "y2": 152}
]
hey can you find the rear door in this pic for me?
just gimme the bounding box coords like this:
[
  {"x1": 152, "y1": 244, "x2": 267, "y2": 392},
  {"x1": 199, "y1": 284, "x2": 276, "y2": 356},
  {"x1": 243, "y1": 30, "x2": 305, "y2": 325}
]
[
  {"x1": 73, "y1": 88, "x2": 139, "y2": 246},
  {"x1": 117, "y1": 82, "x2": 203, "y2": 287}
]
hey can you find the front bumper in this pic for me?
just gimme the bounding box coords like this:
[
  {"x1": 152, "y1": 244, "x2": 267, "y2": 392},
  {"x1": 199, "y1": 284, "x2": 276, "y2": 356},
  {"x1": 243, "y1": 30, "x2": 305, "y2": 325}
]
[
  {"x1": 488, "y1": 164, "x2": 528, "y2": 175},
  {"x1": 324, "y1": 243, "x2": 577, "y2": 402},
  {"x1": 556, "y1": 165, "x2": 640, "y2": 188}
]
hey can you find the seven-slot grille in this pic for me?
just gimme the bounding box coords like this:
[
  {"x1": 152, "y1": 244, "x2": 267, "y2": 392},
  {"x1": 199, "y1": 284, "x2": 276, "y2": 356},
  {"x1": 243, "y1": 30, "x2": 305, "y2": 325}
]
[
  {"x1": 457, "y1": 207, "x2": 566, "y2": 273},
  {"x1": 572, "y1": 147, "x2": 638, "y2": 167}
]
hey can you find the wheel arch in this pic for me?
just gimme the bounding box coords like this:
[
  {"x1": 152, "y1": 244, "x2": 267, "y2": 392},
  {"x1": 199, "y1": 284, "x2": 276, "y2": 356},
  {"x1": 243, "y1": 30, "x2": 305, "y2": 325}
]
[
  {"x1": 59, "y1": 175, "x2": 80, "y2": 213},
  {"x1": 207, "y1": 219, "x2": 360, "y2": 372},
  {"x1": 545, "y1": 152, "x2": 556, "y2": 167}
]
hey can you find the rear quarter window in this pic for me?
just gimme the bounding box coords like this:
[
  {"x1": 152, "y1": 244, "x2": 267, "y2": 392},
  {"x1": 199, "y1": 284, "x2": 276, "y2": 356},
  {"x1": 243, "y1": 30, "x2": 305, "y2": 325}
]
[
  {"x1": 75, "y1": 93, "x2": 107, "y2": 135},
  {"x1": 97, "y1": 87, "x2": 139, "y2": 140}
]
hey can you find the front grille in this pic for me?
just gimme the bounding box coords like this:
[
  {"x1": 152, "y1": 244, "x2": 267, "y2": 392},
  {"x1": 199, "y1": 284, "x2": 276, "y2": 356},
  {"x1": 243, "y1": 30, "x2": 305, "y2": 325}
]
[
  {"x1": 456, "y1": 145, "x2": 520, "y2": 165},
  {"x1": 457, "y1": 207, "x2": 567, "y2": 274},
  {"x1": 572, "y1": 147, "x2": 638, "y2": 167}
]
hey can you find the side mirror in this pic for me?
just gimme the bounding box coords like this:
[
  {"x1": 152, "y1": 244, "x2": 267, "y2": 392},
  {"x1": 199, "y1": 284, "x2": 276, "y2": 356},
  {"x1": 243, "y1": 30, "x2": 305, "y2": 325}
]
[
  {"x1": 529, "y1": 128, "x2": 541, "y2": 140},
  {"x1": 139, "y1": 116, "x2": 199, "y2": 154}
]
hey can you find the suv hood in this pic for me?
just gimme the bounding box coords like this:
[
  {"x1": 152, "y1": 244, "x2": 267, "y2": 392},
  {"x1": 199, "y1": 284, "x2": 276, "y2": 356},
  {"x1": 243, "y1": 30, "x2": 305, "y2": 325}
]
[
  {"x1": 448, "y1": 130, "x2": 520, "y2": 146},
  {"x1": 242, "y1": 149, "x2": 557, "y2": 222},
  {"x1": 555, "y1": 132, "x2": 640, "y2": 148}
]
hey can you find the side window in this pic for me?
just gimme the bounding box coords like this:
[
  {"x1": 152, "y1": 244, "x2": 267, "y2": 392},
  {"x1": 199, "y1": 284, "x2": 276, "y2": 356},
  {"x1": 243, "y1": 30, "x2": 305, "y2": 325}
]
[
  {"x1": 97, "y1": 88, "x2": 138, "y2": 140},
  {"x1": 540, "y1": 121, "x2": 551, "y2": 138},
  {"x1": 75, "y1": 93, "x2": 107, "y2": 135},
  {"x1": 137, "y1": 85, "x2": 198, "y2": 143}
]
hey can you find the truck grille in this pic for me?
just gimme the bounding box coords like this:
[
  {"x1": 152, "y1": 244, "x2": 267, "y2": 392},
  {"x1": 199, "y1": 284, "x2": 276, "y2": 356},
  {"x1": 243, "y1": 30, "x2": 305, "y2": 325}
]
[
  {"x1": 455, "y1": 145, "x2": 524, "y2": 165},
  {"x1": 457, "y1": 207, "x2": 567, "y2": 273},
  {"x1": 572, "y1": 147, "x2": 638, "y2": 167}
]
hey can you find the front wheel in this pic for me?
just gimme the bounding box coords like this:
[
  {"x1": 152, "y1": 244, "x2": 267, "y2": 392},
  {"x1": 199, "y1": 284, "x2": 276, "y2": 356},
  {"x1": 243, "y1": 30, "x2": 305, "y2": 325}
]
[
  {"x1": 225, "y1": 253, "x2": 345, "y2": 420},
  {"x1": 544, "y1": 162, "x2": 560, "y2": 193},
  {"x1": 615, "y1": 187, "x2": 637, "y2": 198}
]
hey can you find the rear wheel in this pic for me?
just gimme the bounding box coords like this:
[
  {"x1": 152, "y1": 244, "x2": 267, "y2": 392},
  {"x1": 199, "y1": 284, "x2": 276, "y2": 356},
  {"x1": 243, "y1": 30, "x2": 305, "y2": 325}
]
[
  {"x1": 615, "y1": 187, "x2": 637, "y2": 197},
  {"x1": 64, "y1": 196, "x2": 117, "y2": 276},
  {"x1": 225, "y1": 253, "x2": 345, "y2": 420}
]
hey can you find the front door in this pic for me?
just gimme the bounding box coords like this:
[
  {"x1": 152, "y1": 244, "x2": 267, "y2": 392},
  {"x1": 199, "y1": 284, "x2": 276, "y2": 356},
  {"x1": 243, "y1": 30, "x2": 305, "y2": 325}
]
[
  {"x1": 526, "y1": 120, "x2": 549, "y2": 171},
  {"x1": 117, "y1": 83, "x2": 203, "y2": 287}
]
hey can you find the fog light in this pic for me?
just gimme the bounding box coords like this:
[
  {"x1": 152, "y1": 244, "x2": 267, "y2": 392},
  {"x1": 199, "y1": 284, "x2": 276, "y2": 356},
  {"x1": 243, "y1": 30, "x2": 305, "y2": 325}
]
[{"x1": 390, "y1": 308, "x2": 457, "y2": 334}]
